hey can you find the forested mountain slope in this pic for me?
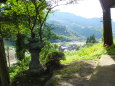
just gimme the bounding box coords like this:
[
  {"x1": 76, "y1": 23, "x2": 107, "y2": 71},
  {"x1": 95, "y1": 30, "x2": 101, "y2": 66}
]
[{"x1": 47, "y1": 12, "x2": 115, "y2": 40}]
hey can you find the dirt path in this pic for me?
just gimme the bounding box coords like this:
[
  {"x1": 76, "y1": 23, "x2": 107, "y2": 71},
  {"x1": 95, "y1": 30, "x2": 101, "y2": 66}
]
[
  {"x1": 45, "y1": 60, "x2": 98, "y2": 86},
  {"x1": 86, "y1": 55, "x2": 115, "y2": 86}
]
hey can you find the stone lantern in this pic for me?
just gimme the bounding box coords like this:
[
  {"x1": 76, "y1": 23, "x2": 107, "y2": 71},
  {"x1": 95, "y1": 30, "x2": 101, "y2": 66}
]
[{"x1": 28, "y1": 33, "x2": 44, "y2": 75}]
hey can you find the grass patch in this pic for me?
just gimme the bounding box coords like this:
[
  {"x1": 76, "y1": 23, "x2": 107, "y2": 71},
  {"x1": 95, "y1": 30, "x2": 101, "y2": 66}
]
[
  {"x1": 61, "y1": 44, "x2": 106, "y2": 64},
  {"x1": 62, "y1": 43, "x2": 115, "y2": 64}
]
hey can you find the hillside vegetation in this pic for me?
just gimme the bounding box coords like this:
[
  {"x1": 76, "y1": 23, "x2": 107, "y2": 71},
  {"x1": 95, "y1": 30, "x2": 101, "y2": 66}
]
[{"x1": 46, "y1": 24, "x2": 81, "y2": 42}]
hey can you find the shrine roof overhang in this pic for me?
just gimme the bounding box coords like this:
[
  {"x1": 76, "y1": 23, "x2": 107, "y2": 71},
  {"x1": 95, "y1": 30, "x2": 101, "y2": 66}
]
[
  {"x1": 0, "y1": 0, "x2": 7, "y2": 3},
  {"x1": 100, "y1": 0, "x2": 115, "y2": 10}
]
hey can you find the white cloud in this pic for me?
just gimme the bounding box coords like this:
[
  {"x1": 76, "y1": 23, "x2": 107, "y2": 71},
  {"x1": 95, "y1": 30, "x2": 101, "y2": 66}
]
[{"x1": 111, "y1": 9, "x2": 115, "y2": 22}]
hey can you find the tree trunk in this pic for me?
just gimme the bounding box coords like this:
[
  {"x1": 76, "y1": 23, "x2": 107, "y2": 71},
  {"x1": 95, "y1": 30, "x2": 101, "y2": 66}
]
[
  {"x1": 103, "y1": 8, "x2": 113, "y2": 46},
  {"x1": 0, "y1": 38, "x2": 10, "y2": 86},
  {"x1": 16, "y1": 34, "x2": 25, "y2": 61}
]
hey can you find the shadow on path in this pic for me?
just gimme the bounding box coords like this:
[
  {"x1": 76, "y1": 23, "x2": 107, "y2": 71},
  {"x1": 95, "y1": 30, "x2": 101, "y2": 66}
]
[
  {"x1": 12, "y1": 71, "x2": 52, "y2": 86},
  {"x1": 86, "y1": 55, "x2": 115, "y2": 86},
  {"x1": 45, "y1": 60, "x2": 98, "y2": 86}
]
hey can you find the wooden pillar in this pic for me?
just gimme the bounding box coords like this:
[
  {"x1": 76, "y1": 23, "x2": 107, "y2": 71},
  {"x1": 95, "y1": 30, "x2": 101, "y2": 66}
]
[{"x1": 103, "y1": 8, "x2": 113, "y2": 46}]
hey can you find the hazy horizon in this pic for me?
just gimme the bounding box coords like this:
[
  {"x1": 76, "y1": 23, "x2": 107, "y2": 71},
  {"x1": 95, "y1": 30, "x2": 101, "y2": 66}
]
[{"x1": 53, "y1": 0, "x2": 115, "y2": 22}]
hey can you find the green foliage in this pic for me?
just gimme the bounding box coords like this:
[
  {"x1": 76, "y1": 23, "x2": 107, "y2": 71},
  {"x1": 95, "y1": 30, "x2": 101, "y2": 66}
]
[
  {"x1": 86, "y1": 35, "x2": 97, "y2": 44},
  {"x1": 0, "y1": 0, "x2": 48, "y2": 40},
  {"x1": 9, "y1": 56, "x2": 31, "y2": 81},
  {"x1": 0, "y1": 1, "x2": 30, "y2": 34}
]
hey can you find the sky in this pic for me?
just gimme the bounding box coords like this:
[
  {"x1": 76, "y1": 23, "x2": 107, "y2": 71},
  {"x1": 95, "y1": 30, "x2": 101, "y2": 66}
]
[{"x1": 54, "y1": 0, "x2": 115, "y2": 21}]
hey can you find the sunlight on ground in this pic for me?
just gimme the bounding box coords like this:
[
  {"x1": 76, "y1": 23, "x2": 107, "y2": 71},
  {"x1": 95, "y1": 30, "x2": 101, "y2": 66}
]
[{"x1": 99, "y1": 55, "x2": 115, "y2": 66}]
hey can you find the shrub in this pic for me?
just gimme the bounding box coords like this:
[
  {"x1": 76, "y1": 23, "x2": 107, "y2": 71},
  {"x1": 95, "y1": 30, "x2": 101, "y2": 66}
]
[
  {"x1": 40, "y1": 41, "x2": 65, "y2": 72},
  {"x1": 40, "y1": 41, "x2": 59, "y2": 65},
  {"x1": 45, "y1": 51, "x2": 65, "y2": 72}
]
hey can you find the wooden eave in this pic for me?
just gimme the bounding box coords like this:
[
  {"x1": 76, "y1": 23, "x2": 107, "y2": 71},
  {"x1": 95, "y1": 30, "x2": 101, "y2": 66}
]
[
  {"x1": 0, "y1": 0, "x2": 7, "y2": 3},
  {"x1": 100, "y1": 0, "x2": 115, "y2": 10}
]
